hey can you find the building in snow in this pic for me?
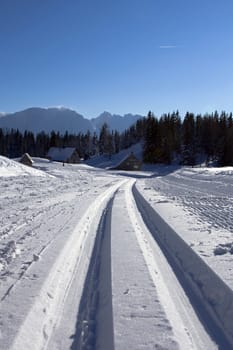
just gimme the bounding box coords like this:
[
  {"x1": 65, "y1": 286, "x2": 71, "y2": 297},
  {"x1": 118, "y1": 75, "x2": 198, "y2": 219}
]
[
  {"x1": 19, "y1": 153, "x2": 33, "y2": 166},
  {"x1": 112, "y1": 152, "x2": 142, "y2": 171},
  {"x1": 46, "y1": 147, "x2": 80, "y2": 164}
]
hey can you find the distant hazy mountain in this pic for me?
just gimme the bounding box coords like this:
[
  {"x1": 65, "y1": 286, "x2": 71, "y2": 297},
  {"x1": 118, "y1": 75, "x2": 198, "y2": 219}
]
[
  {"x1": 0, "y1": 107, "x2": 94, "y2": 134},
  {"x1": 0, "y1": 107, "x2": 143, "y2": 134},
  {"x1": 91, "y1": 111, "x2": 143, "y2": 133}
]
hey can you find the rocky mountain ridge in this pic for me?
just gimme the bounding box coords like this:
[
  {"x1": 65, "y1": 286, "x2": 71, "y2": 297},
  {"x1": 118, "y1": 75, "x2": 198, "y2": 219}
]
[{"x1": 0, "y1": 107, "x2": 143, "y2": 134}]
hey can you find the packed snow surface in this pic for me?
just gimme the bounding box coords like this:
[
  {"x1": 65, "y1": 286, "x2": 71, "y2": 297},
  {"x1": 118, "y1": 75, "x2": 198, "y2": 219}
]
[
  {"x1": 0, "y1": 155, "x2": 233, "y2": 349},
  {"x1": 0, "y1": 156, "x2": 48, "y2": 177}
]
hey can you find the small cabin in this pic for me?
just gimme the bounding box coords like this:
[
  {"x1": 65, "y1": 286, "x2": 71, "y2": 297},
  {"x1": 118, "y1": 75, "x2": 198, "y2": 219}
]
[
  {"x1": 113, "y1": 152, "x2": 142, "y2": 171},
  {"x1": 46, "y1": 147, "x2": 80, "y2": 164},
  {"x1": 19, "y1": 153, "x2": 33, "y2": 167}
]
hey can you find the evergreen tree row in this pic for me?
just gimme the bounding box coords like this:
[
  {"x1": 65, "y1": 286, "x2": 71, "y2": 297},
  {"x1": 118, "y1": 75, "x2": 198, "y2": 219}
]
[
  {"x1": 143, "y1": 111, "x2": 233, "y2": 166},
  {"x1": 0, "y1": 121, "x2": 143, "y2": 160},
  {"x1": 0, "y1": 110, "x2": 232, "y2": 166}
]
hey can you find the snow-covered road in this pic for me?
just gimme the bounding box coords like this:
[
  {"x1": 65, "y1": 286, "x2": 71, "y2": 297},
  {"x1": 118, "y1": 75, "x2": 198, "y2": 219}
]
[{"x1": 0, "y1": 157, "x2": 233, "y2": 349}]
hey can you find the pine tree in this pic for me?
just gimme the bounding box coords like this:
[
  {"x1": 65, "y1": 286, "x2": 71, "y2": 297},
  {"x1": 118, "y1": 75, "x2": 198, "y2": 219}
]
[
  {"x1": 143, "y1": 111, "x2": 160, "y2": 163},
  {"x1": 181, "y1": 113, "x2": 196, "y2": 165}
]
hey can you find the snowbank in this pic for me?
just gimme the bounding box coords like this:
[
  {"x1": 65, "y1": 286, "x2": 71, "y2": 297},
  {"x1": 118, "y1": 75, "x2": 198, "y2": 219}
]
[
  {"x1": 0, "y1": 156, "x2": 48, "y2": 177},
  {"x1": 133, "y1": 185, "x2": 233, "y2": 348}
]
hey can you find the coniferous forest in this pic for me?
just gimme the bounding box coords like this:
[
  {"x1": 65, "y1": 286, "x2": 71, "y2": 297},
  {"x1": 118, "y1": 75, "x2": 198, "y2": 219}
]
[
  {"x1": 0, "y1": 110, "x2": 233, "y2": 166},
  {"x1": 142, "y1": 111, "x2": 233, "y2": 166}
]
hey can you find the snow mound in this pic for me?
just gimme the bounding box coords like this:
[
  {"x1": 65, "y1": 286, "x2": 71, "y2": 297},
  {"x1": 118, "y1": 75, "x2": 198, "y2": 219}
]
[
  {"x1": 184, "y1": 166, "x2": 233, "y2": 176},
  {"x1": 0, "y1": 156, "x2": 49, "y2": 177},
  {"x1": 205, "y1": 167, "x2": 233, "y2": 176},
  {"x1": 134, "y1": 185, "x2": 233, "y2": 347}
]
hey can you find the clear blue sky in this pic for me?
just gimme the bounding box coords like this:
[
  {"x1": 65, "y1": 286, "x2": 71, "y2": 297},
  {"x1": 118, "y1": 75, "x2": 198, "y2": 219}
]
[{"x1": 1, "y1": 0, "x2": 233, "y2": 118}]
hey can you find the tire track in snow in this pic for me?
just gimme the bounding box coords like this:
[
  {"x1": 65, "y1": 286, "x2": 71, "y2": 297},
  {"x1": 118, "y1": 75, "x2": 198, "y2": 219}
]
[
  {"x1": 67, "y1": 179, "x2": 220, "y2": 349},
  {"x1": 0, "y1": 200, "x2": 78, "y2": 295},
  {"x1": 111, "y1": 181, "x2": 179, "y2": 350},
  {"x1": 4, "y1": 179, "x2": 126, "y2": 350},
  {"x1": 69, "y1": 196, "x2": 114, "y2": 350},
  {"x1": 133, "y1": 184, "x2": 232, "y2": 349},
  {"x1": 0, "y1": 180, "x2": 115, "y2": 290},
  {"x1": 123, "y1": 180, "x2": 199, "y2": 350}
]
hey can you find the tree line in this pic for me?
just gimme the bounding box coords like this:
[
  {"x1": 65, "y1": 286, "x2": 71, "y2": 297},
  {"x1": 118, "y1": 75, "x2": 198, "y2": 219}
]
[
  {"x1": 143, "y1": 110, "x2": 233, "y2": 166},
  {"x1": 0, "y1": 121, "x2": 143, "y2": 160},
  {"x1": 0, "y1": 110, "x2": 232, "y2": 166}
]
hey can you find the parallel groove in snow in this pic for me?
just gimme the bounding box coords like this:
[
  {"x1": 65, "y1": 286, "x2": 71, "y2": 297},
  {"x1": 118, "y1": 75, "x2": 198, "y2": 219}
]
[
  {"x1": 69, "y1": 197, "x2": 115, "y2": 350},
  {"x1": 1, "y1": 161, "x2": 232, "y2": 350},
  {"x1": 47, "y1": 195, "x2": 115, "y2": 350},
  {"x1": 9, "y1": 179, "x2": 126, "y2": 350},
  {"x1": 133, "y1": 184, "x2": 233, "y2": 349},
  {"x1": 155, "y1": 175, "x2": 233, "y2": 232},
  {"x1": 111, "y1": 180, "x2": 179, "y2": 350}
]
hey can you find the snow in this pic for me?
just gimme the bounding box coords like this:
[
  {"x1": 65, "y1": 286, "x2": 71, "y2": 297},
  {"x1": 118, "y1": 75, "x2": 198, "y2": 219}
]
[
  {"x1": 86, "y1": 142, "x2": 143, "y2": 169},
  {"x1": 111, "y1": 181, "x2": 179, "y2": 349},
  {"x1": 0, "y1": 156, "x2": 49, "y2": 177},
  {"x1": 0, "y1": 155, "x2": 233, "y2": 349},
  {"x1": 134, "y1": 184, "x2": 233, "y2": 348}
]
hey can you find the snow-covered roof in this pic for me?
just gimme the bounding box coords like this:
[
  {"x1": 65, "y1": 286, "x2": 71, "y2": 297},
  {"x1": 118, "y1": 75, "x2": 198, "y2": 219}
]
[
  {"x1": 113, "y1": 152, "x2": 142, "y2": 169},
  {"x1": 47, "y1": 147, "x2": 77, "y2": 161},
  {"x1": 20, "y1": 153, "x2": 33, "y2": 164}
]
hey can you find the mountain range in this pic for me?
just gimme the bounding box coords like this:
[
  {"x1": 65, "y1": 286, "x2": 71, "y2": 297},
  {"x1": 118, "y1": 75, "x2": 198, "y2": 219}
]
[{"x1": 0, "y1": 108, "x2": 143, "y2": 134}]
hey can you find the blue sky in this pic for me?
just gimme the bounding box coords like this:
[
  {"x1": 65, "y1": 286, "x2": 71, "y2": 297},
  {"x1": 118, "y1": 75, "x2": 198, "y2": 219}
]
[{"x1": 1, "y1": 0, "x2": 233, "y2": 118}]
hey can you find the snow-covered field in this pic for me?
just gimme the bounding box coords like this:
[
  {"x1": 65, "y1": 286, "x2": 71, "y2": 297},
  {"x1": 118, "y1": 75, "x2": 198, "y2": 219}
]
[{"x1": 0, "y1": 155, "x2": 233, "y2": 349}]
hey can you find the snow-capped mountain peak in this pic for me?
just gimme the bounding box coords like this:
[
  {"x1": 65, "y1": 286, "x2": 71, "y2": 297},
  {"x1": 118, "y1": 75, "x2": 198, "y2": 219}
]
[{"x1": 0, "y1": 107, "x2": 143, "y2": 134}]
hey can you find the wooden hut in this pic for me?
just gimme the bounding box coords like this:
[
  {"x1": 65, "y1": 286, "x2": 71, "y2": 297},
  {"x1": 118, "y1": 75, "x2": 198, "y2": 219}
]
[
  {"x1": 113, "y1": 152, "x2": 142, "y2": 171},
  {"x1": 19, "y1": 153, "x2": 33, "y2": 166},
  {"x1": 46, "y1": 147, "x2": 80, "y2": 164}
]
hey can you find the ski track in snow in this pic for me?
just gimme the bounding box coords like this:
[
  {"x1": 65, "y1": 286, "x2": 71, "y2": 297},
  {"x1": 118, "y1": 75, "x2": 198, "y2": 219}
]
[
  {"x1": 111, "y1": 181, "x2": 181, "y2": 350},
  {"x1": 137, "y1": 167, "x2": 233, "y2": 292},
  {"x1": 155, "y1": 172, "x2": 233, "y2": 232},
  {"x1": 0, "y1": 159, "x2": 233, "y2": 349}
]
